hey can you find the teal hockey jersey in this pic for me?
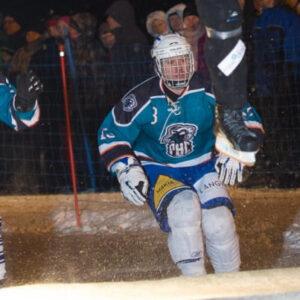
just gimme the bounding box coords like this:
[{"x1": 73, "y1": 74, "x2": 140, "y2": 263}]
[{"x1": 98, "y1": 73, "x2": 263, "y2": 171}]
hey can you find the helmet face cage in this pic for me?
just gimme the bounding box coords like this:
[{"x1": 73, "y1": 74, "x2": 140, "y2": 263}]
[
  {"x1": 157, "y1": 52, "x2": 194, "y2": 89},
  {"x1": 152, "y1": 34, "x2": 194, "y2": 89}
]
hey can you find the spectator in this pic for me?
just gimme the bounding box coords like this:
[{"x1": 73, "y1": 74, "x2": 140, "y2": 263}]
[
  {"x1": 166, "y1": 3, "x2": 186, "y2": 34},
  {"x1": 105, "y1": 0, "x2": 148, "y2": 46},
  {"x1": 146, "y1": 10, "x2": 169, "y2": 39},
  {"x1": 47, "y1": 15, "x2": 64, "y2": 39},
  {"x1": 285, "y1": 0, "x2": 300, "y2": 14},
  {"x1": 182, "y1": 3, "x2": 210, "y2": 87},
  {"x1": 249, "y1": 0, "x2": 300, "y2": 186},
  {"x1": 9, "y1": 18, "x2": 48, "y2": 76},
  {"x1": 104, "y1": 0, "x2": 152, "y2": 96},
  {"x1": 98, "y1": 21, "x2": 120, "y2": 112},
  {"x1": 28, "y1": 15, "x2": 72, "y2": 193},
  {"x1": 98, "y1": 22, "x2": 116, "y2": 50},
  {"x1": 67, "y1": 12, "x2": 108, "y2": 191},
  {"x1": 66, "y1": 12, "x2": 107, "y2": 111},
  {"x1": 1, "y1": 13, "x2": 26, "y2": 68},
  {"x1": 238, "y1": 0, "x2": 246, "y2": 9},
  {"x1": 251, "y1": 0, "x2": 300, "y2": 98}
]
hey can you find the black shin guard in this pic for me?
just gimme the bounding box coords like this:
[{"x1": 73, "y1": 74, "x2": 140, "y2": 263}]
[
  {"x1": 205, "y1": 37, "x2": 247, "y2": 109},
  {"x1": 196, "y1": 0, "x2": 246, "y2": 109},
  {"x1": 196, "y1": 0, "x2": 259, "y2": 152}
]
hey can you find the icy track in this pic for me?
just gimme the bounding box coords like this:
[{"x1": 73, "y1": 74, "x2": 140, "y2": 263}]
[{"x1": 52, "y1": 198, "x2": 160, "y2": 235}]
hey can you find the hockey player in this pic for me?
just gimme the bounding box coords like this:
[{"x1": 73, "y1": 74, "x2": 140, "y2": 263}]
[
  {"x1": 195, "y1": 0, "x2": 260, "y2": 165},
  {"x1": 98, "y1": 34, "x2": 263, "y2": 276},
  {"x1": 0, "y1": 70, "x2": 43, "y2": 282}
]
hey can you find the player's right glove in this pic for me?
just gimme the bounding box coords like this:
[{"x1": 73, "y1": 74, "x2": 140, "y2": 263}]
[
  {"x1": 15, "y1": 70, "x2": 43, "y2": 112},
  {"x1": 215, "y1": 154, "x2": 244, "y2": 186},
  {"x1": 111, "y1": 157, "x2": 149, "y2": 206}
]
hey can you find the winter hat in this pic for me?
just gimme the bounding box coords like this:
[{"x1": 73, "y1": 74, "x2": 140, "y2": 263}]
[
  {"x1": 25, "y1": 18, "x2": 46, "y2": 34},
  {"x1": 3, "y1": 12, "x2": 27, "y2": 28},
  {"x1": 105, "y1": 0, "x2": 135, "y2": 26},
  {"x1": 146, "y1": 10, "x2": 167, "y2": 37},
  {"x1": 183, "y1": 3, "x2": 199, "y2": 19},
  {"x1": 166, "y1": 3, "x2": 186, "y2": 20},
  {"x1": 70, "y1": 12, "x2": 97, "y2": 38}
]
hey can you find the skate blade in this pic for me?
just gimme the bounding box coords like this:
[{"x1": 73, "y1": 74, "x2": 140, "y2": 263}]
[{"x1": 215, "y1": 132, "x2": 257, "y2": 166}]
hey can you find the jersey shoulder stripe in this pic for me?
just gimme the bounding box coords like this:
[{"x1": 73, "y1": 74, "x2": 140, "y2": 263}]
[{"x1": 112, "y1": 76, "x2": 163, "y2": 125}]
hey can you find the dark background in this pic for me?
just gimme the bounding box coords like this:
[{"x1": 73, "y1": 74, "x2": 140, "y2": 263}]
[{"x1": 1, "y1": 0, "x2": 194, "y2": 30}]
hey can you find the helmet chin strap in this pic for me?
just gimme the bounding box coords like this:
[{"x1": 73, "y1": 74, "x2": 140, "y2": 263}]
[
  {"x1": 162, "y1": 81, "x2": 189, "y2": 98},
  {"x1": 165, "y1": 79, "x2": 189, "y2": 90}
]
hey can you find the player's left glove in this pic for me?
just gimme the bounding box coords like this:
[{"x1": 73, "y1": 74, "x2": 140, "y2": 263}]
[
  {"x1": 15, "y1": 70, "x2": 43, "y2": 112},
  {"x1": 111, "y1": 157, "x2": 149, "y2": 206},
  {"x1": 215, "y1": 154, "x2": 244, "y2": 186}
]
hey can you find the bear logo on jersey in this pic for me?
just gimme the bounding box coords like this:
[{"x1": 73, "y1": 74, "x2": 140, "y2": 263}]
[
  {"x1": 121, "y1": 93, "x2": 137, "y2": 112},
  {"x1": 161, "y1": 123, "x2": 198, "y2": 157}
]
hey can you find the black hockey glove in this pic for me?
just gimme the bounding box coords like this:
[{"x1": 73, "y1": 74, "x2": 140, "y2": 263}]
[{"x1": 15, "y1": 70, "x2": 43, "y2": 112}]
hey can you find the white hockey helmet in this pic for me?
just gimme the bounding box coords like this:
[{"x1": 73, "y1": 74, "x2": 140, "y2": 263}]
[{"x1": 151, "y1": 33, "x2": 194, "y2": 89}]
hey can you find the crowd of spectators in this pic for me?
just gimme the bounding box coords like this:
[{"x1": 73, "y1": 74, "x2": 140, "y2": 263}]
[
  {"x1": 242, "y1": 0, "x2": 300, "y2": 187},
  {"x1": 0, "y1": 0, "x2": 299, "y2": 193}
]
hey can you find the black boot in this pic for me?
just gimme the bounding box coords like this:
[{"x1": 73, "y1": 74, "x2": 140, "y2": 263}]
[{"x1": 217, "y1": 106, "x2": 259, "y2": 152}]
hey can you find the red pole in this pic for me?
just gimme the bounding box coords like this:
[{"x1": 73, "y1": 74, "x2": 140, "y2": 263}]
[{"x1": 58, "y1": 43, "x2": 81, "y2": 227}]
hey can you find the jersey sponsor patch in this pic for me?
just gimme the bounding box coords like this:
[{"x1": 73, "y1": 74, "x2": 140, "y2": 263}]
[
  {"x1": 154, "y1": 175, "x2": 185, "y2": 209},
  {"x1": 121, "y1": 93, "x2": 137, "y2": 112},
  {"x1": 161, "y1": 123, "x2": 198, "y2": 157}
]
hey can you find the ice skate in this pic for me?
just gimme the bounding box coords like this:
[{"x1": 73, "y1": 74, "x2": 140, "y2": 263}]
[{"x1": 215, "y1": 106, "x2": 259, "y2": 166}]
